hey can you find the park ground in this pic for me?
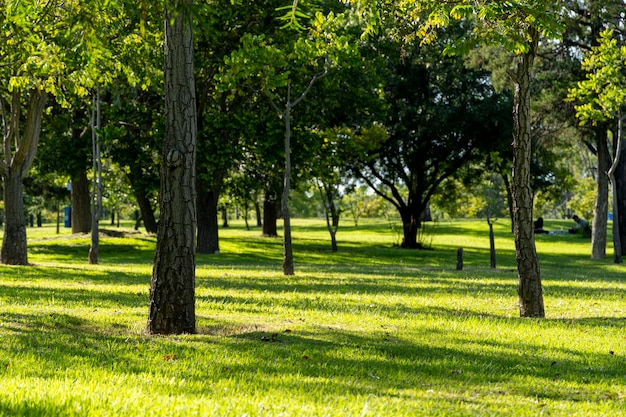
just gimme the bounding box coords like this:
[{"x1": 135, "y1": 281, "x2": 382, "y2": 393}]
[{"x1": 0, "y1": 218, "x2": 624, "y2": 416}]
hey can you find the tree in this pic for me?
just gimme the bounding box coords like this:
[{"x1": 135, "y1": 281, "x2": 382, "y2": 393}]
[
  {"x1": 101, "y1": 1, "x2": 163, "y2": 234},
  {"x1": 220, "y1": 9, "x2": 352, "y2": 275},
  {"x1": 568, "y1": 28, "x2": 626, "y2": 263},
  {"x1": 89, "y1": 89, "x2": 102, "y2": 264},
  {"x1": 102, "y1": 89, "x2": 162, "y2": 235},
  {"x1": 147, "y1": 0, "x2": 197, "y2": 334},
  {"x1": 309, "y1": 128, "x2": 355, "y2": 252},
  {"x1": 38, "y1": 103, "x2": 95, "y2": 234},
  {"x1": 0, "y1": 1, "x2": 101, "y2": 264},
  {"x1": 551, "y1": 0, "x2": 625, "y2": 259},
  {"x1": 411, "y1": 1, "x2": 566, "y2": 317},
  {"x1": 349, "y1": 29, "x2": 512, "y2": 249}
]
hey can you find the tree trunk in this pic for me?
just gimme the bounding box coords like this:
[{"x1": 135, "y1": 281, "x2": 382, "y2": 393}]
[
  {"x1": 147, "y1": 0, "x2": 197, "y2": 335},
  {"x1": 400, "y1": 208, "x2": 421, "y2": 249},
  {"x1": 196, "y1": 180, "x2": 220, "y2": 254},
  {"x1": 615, "y1": 123, "x2": 626, "y2": 258},
  {"x1": 133, "y1": 189, "x2": 158, "y2": 234},
  {"x1": 513, "y1": 28, "x2": 544, "y2": 318},
  {"x1": 282, "y1": 105, "x2": 294, "y2": 275},
  {"x1": 262, "y1": 193, "x2": 278, "y2": 237},
  {"x1": 592, "y1": 128, "x2": 610, "y2": 259},
  {"x1": 1, "y1": 171, "x2": 28, "y2": 265},
  {"x1": 89, "y1": 89, "x2": 102, "y2": 265},
  {"x1": 255, "y1": 201, "x2": 262, "y2": 227},
  {"x1": 319, "y1": 182, "x2": 340, "y2": 252},
  {"x1": 488, "y1": 218, "x2": 496, "y2": 269},
  {"x1": 610, "y1": 116, "x2": 625, "y2": 263},
  {"x1": 71, "y1": 170, "x2": 92, "y2": 234},
  {"x1": 497, "y1": 164, "x2": 514, "y2": 233},
  {"x1": 221, "y1": 207, "x2": 229, "y2": 227}
]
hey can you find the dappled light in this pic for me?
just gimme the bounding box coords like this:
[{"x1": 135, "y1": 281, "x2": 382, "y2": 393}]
[{"x1": 0, "y1": 220, "x2": 624, "y2": 415}]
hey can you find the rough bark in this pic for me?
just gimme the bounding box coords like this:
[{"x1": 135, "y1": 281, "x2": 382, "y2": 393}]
[
  {"x1": 196, "y1": 178, "x2": 220, "y2": 254},
  {"x1": 147, "y1": 0, "x2": 197, "y2": 335},
  {"x1": 513, "y1": 28, "x2": 544, "y2": 318},
  {"x1": 71, "y1": 170, "x2": 92, "y2": 234},
  {"x1": 592, "y1": 128, "x2": 610, "y2": 259}
]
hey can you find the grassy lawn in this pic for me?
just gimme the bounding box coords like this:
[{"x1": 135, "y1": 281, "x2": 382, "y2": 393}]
[{"x1": 0, "y1": 218, "x2": 624, "y2": 416}]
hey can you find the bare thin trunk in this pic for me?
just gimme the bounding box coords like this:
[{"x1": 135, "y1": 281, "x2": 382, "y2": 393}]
[
  {"x1": 89, "y1": 89, "x2": 102, "y2": 265},
  {"x1": 592, "y1": 129, "x2": 610, "y2": 259},
  {"x1": 609, "y1": 116, "x2": 625, "y2": 264},
  {"x1": 282, "y1": 104, "x2": 294, "y2": 275}
]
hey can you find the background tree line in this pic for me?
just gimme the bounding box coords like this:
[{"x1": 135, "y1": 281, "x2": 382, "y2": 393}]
[{"x1": 1, "y1": 1, "x2": 625, "y2": 327}]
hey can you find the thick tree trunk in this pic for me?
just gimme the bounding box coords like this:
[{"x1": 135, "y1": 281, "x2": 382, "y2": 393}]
[
  {"x1": 133, "y1": 189, "x2": 158, "y2": 234},
  {"x1": 513, "y1": 29, "x2": 544, "y2": 318},
  {"x1": 592, "y1": 129, "x2": 610, "y2": 259},
  {"x1": 400, "y1": 208, "x2": 421, "y2": 249},
  {"x1": 262, "y1": 194, "x2": 279, "y2": 237},
  {"x1": 196, "y1": 179, "x2": 220, "y2": 254},
  {"x1": 147, "y1": 0, "x2": 197, "y2": 335},
  {"x1": 1, "y1": 171, "x2": 28, "y2": 265},
  {"x1": 71, "y1": 170, "x2": 92, "y2": 234}
]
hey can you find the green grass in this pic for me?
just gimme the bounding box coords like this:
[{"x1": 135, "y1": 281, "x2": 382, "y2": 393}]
[{"x1": 0, "y1": 218, "x2": 624, "y2": 416}]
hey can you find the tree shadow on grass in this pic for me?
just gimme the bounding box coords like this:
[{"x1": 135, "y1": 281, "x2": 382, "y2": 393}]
[
  {"x1": 28, "y1": 240, "x2": 156, "y2": 265},
  {"x1": 2, "y1": 310, "x2": 624, "y2": 402},
  {"x1": 0, "y1": 281, "x2": 147, "y2": 309}
]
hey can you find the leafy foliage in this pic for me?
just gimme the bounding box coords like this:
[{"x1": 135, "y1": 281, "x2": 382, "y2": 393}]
[{"x1": 568, "y1": 28, "x2": 626, "y2": 124}]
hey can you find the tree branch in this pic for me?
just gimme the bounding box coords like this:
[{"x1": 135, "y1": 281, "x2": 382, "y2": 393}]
[
  {"x1": 290, "y1": 59, "x2": 329, "y2": 109},
  {"x1": 12, "y1": 89, "x2": 47, "y2": 177}
]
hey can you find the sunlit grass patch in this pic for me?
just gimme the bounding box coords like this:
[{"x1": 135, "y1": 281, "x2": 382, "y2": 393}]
[{"x1": 0, "y1": 218, "x2": 624, "y2": 416}]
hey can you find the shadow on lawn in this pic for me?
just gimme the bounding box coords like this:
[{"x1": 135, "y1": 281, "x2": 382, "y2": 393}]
[
  {"x1": 28, "y1": 239, "x2": 156, "y2": 264},
  {"x1": 1, "y1": 309, "x2": 623, "y2": 414}
]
